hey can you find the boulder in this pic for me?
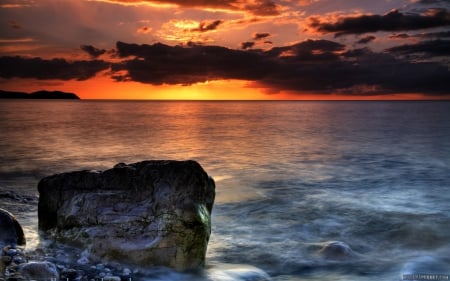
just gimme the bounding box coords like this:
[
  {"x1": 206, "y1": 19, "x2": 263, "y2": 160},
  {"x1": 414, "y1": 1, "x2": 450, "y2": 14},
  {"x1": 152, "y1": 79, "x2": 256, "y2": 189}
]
[
  {"x1": 38, "y1": 160, "x2": 215, "y2": 270},
  {"x1": 0, "y1": 209, "x2": 26, "y2": 248}
]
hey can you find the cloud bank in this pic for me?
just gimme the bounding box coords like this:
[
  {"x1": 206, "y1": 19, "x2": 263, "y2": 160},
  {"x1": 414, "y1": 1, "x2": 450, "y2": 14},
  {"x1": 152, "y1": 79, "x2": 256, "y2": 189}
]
[
  {"x1": 111, "y1": 40, "x2": 450, "y2": 95},
  {"x1": 1, "y1": 39, "x2": 449, "y2": 96},
  {"x1": 310, "y1": 9, "x2": 450, "y2": 36},
  {"x1": 0, "y1": 56, "x2": 109, "y2": 80},
  {"x1": 98, "y1": 0, "x2": 280, "y2": 15}
]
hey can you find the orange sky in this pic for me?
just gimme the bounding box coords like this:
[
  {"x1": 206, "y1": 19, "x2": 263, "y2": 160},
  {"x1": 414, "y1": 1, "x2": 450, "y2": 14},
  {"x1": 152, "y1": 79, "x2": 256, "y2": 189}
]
[
  {"x1": 0, "y1": 0, "x2": 449, "y2": 100},
  {"x1": 0, "y1": 76, "x2": 438, "y2": 100}
]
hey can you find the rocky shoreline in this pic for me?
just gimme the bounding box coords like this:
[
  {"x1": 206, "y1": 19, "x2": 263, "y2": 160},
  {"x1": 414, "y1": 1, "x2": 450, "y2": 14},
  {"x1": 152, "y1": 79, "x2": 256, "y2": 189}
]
[
  {"x1": 1, "y1": 232, "x2": 141, "y2": 281},
  {"x1": 0, "y1": 192, "x2": 149, "y2": 281},
  {"x1": 1, "y1": 160, "x2": 216, "y2": 281}
]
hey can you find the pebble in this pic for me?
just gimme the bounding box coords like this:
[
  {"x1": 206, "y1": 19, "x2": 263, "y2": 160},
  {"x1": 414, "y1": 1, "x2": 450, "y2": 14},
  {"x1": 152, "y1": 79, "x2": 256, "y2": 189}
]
[
  {"x1": 2, "y1": 244, "x2": 140, "y2": 281},
  {"x1": 96, "y1": 263, "x2": 105, "y2": 271},
  {"x1": 12, "y1": 255, "x2": 25, "y2": 264},
  {"x1": 103, "y1": 276, "x2": 121, "y2": 281},
  {"x1": 122, "y1": 268, "x2": 131, "y2": 276},
  {"x1": 6, "y1": 249, "x2": 18, "y2": 256},
  {"x1": 77, "y1": 256, "x2": 90, "y2": 265},
  {"x1": 44, "y1": 256, "x2": 57, "y2": 263},
  {"x1": 61, "y1": 268, "x2": 78, "y2": 280}
]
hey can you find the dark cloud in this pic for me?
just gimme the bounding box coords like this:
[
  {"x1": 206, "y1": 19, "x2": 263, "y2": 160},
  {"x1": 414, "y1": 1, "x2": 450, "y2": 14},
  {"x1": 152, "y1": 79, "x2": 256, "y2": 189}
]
[
  {"x1": 389, "y1": 30, "x2": 450, "y2": 39},
  {"x1": 310, "y1": 9, "x2": 450, "y2": 36},
  {"x1": 265, "y1": 46, "x2": 449, "y2": 95},
  {"x1": 389, "y1": 33, "x2": 413, "y2": 39},
  {"x1": 266, "y1": 39, "x2": 345, "y2": 61},
  {"x1": 8, "y1": 40, "x2": 442, "y2": 96},
  {"x1": 80, "y1": 45, "x2": 106, "y2": 58},
  {"x1": 8, "y1": 20, "x2": 21, "y2": 29},
  {"x1": 240, "y1": 41, "x2": 255, "y2": 49},
  {"x1": 114, "y1": 41, "x2": 272, "y2": 85},
  {"x1": 107, "y1": 0, "x2": 279, "y2": 15},
  {"x1": 356, "y1": 35, "x2": 376, "y2": 44},
  {"x1": 0, "y1": 56, "x2": 109, "y2": 80},
  {"x1": 113, "y1": 40, "x2": 450, "y2": 96},
  {"x1": 191, "y1": 20, "x2": 223, "y2": 32},
  {"x1": 244, "y1": 0, "x2": 280, "y2": 16},
  {"x1": 386, "y1": 39, "x2": 450, "y2": 57},
  {"x1": 417, "y1": 0, "x2": 447, "y2": 4},
  {"x1": 253, "y1": 32, "x2": 271, "y2": 40}
]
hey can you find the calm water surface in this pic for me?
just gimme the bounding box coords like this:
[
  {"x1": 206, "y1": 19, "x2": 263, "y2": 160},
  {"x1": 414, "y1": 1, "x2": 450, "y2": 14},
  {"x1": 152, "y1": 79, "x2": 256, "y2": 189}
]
[{"x1": 0, "y1": 100, "x2": 449, "y2": 281}]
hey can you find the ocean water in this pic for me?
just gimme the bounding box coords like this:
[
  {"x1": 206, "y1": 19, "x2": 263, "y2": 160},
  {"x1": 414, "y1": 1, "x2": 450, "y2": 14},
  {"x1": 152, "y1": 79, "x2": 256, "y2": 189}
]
[{"x1": 0, "y1": 100, "x2": 449, "y2": 281}]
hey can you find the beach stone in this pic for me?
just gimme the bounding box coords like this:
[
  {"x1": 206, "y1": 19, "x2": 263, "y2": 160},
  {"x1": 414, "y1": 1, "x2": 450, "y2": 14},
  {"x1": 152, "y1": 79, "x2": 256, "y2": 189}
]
[
  {"x1": 61, "y1": 268, "x2": 78, "y2": 281},
  {"x1": 317, "y1": 241, "x2": 357, "y2": 260},
  {"x1": 17, "y1": 262, "x2": 59, "y2": 280},
  {"x1": 0, "y1": 209, "x2": 26, "y2": 248},
  {"x1": 38, "y1": 160, "x2": 215, "y2": 270}
]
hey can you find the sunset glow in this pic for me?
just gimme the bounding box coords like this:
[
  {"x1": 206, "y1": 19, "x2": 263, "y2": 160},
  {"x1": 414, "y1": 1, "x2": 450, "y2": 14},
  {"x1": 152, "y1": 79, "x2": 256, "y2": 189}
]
[{"x1": 0, "y1": 0, "x2": 449, "y2": 100}]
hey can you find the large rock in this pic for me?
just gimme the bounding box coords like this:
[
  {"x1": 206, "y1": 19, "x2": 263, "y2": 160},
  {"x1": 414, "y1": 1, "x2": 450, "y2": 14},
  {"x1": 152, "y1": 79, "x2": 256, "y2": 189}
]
[
  {"x1": 38, "y1": 160, "x2": 215, "y2": 270},
  {"x1": 0, "y1": 209, "x2": 26, "y2": 248}
]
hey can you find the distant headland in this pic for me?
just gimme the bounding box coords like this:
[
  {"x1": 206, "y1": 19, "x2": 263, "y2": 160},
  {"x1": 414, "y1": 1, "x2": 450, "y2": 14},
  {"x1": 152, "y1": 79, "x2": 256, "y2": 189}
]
[{"x1": 0, "y1": 90, "x2": 80, "y2": 100}]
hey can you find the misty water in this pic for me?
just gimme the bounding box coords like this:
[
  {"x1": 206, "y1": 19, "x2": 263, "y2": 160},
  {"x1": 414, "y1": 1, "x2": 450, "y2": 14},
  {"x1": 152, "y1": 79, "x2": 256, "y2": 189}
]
[{"x1": 0, "y1": 100, "x2": 449, "y2": 281}]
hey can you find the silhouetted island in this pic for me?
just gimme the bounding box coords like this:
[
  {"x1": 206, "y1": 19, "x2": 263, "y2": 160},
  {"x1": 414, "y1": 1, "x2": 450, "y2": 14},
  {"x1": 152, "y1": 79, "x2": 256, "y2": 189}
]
[{"x1": 0, "y1": 90, "x2": 80, "y2": 99}]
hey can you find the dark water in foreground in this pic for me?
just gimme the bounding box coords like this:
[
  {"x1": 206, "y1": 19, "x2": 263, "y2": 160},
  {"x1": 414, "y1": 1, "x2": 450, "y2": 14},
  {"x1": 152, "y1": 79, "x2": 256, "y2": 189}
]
[{"x1": 0, "y1": 100, "x2": 449, "y2": 281}]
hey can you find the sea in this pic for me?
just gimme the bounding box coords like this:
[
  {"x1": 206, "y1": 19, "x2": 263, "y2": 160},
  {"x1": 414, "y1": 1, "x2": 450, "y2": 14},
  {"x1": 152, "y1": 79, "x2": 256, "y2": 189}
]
[{"x1": 0, "y1": 100, "x2": 449, "y2": 281}]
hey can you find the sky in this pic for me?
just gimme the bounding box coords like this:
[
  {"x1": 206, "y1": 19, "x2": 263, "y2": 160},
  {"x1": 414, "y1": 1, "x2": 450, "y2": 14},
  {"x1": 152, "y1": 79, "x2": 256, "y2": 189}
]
[{"x1": 0, "y1": 0, "x2": 449, "y2": 100}]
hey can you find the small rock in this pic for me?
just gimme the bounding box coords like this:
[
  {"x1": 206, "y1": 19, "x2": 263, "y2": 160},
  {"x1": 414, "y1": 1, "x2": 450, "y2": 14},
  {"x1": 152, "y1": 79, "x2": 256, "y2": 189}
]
[
  {"x1": 96, "y1": 264, "x2": 105, "y2": 271},
  {"x1": 61, "y1": 268, "x2": 78, "y2": 281},
  {"x1": 44, "y1": 256, "x2": 57, "y2": 264},
  {"x1": 317, "y1": 241, "x2": 357, "y2": 260},
  {"x1": 122, "y1": 268, "x2": 131, "y2": 276},
  {"x1": 102, "y1": 276, "x2": 121, "y2": 281},
  {"x1": 207, "y1": 264, "x2": 272, "y2": 281},
  {"x1": 77, "y1": 256, "x2": 89, "y2": 265},
  {"x1": 0, "y1": 209, "x2": 26, "y2": 248},
  {"x1": 17, "y1": 262, "x2": 59, "y2": 281},
  {"x1": 12, "y1": 256, "x2": 25, "y2": 264},
  {"x1": 6, "y1": 249, "x2": 18, "y2": 256}
]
